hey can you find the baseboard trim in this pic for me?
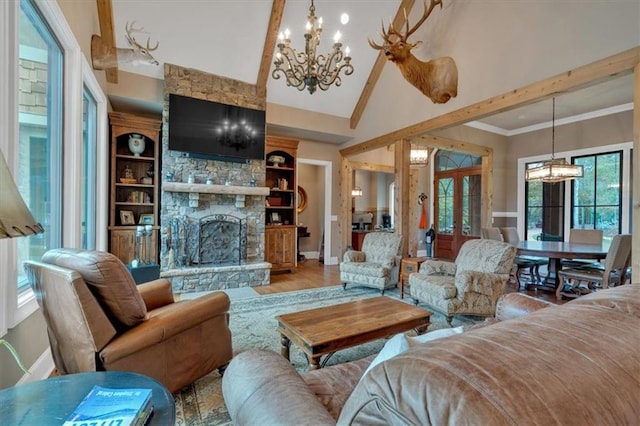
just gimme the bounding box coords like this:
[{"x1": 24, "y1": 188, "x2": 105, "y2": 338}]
[{"x1": 18, "y1": 347, "x2": 55, "y2": 385}]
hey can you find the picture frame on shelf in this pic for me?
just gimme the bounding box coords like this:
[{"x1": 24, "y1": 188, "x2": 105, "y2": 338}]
[
  {"x1": 270, "y1": 212, "x2": 281, "y2": 224},
  {"x1": 120, "y1": 210, "x2": 135, "y2": 225},
  {"x1": 139, "y1": 214, "x2": 154, "y2": 225}
]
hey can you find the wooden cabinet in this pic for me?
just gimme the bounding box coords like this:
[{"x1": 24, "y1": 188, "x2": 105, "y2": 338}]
[
  {"x1": 265, "y1": 137, "x2": 299, "y2": 273},
  {"x1": 108, "y1": 112, "x2": 161, "y2": 265},
  {"x1": 265, "y1": 226, "x2": 297, "y2": 272}
]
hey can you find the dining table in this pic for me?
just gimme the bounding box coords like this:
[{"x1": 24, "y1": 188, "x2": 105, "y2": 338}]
[{"x1": 515, "y1": 240, "x2": 608, "y2": 293}]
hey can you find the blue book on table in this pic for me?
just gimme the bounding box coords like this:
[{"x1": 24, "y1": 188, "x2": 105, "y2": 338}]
[{"x1": 64, "y1": 385, "x2": 153, "y2": 426}]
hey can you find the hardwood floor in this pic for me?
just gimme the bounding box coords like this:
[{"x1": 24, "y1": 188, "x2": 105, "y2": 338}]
[{"x1": 255, "y1": 258, "x2": 564, "y2": 306}]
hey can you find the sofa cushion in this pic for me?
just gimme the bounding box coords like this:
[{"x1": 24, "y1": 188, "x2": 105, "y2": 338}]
[
  {"x1": 568, "y1": 283, "x2": 640, "y2": 317},
  {"x1": 340, "y1": 261, "x2": 390, "y2": 278},
  {"x1": 339, "y1": 302, "x2": 640, "y2": 425},
  {"x1": 42, "y1": 249, "x2": 147, "y2": 328}
]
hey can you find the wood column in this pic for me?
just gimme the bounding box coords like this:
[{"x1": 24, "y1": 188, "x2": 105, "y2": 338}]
[{"x1": 394, "y1": 139, "x2": 410, "y2": 257}]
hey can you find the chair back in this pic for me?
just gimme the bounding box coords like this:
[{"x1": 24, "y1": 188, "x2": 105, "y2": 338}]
[
  {"x1": 455, "y1": 239, "x2": 517, "y2": 275},
  {"x1": 500, "y1": 227, "x2": 520, "y2": 244},
  {"x1": 24, "y1": 260, "x2": 117, "y2": 374},
  {"x1": 481, "y1": 227, "x2": 503, "y2": 241},
  {"x1": 569, "y1": 229, "x2": 603, "y2": 245},
  {"x1": 602, "y1": 234, "x2": 632, "y2": 285},
  {"x1": 361, "y1": 232, "x2": 403, "y2": 264}
]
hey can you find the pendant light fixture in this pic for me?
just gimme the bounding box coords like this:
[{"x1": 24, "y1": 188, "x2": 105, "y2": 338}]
[{"x1": 525, "y1": 98, "x2": 583, "y2": 183}]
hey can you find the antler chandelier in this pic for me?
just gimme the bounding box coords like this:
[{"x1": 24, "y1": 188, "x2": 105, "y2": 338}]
[{"x1": 272, "y1": 0, "x2": 353, "y2": 94}]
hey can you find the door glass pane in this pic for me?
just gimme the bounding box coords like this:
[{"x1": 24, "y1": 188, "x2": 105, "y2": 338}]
[
  {"x1": 525, "y1": 166, "x2": 564, "y2": 241},
  {"x1": 462, "y1": 174, "x2": 481, "y2": 237},
  {"x1": 17, "y1": 0, "x2": 63, "y2": 291},
  {"x1": 437, "y1": 177, "x2": 454, "y2": 234}
]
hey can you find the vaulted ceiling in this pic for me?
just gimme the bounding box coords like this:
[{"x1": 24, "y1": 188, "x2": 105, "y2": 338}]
[{"x1": 106, "y1": 0, "x2": 635, "y2": 143}]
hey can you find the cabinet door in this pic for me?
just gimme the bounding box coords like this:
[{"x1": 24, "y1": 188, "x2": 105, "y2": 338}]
[
  {"x1": 110, "y1": 229, "x2": 158, "y2": 265},
  {"x1": 280, "y1": 228, "x2": 295, "y2": 268},
  {"x1": 265, "y1": 228, "x2": 282, "y2": 265},
  {"x1": 111, "y1": 229, "x2": 136, "y2": 264}
]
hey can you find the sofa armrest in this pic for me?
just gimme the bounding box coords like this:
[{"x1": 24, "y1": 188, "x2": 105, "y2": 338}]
[
  {"x1": 100, "y1": 292, "x2": 230, "y2": 364},
  {"x1": 495, "y1": 293, "x2": 554, "y2": 321},
  {"x1": 137, "y1": 279, "x2": 174, "y2": 311},
  {"x1": 344, "y1": 250, "x2": 365, "y2": 263},
  {"x1": 419, "y1": 259, "x2": 456, "y2": 276},
  {"x1": 222, "y1": 350, "x2": 335, "y2": 426}
]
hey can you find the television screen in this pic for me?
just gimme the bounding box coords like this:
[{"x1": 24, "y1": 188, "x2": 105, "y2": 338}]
[{"x1": 168, "y1": 94, "x2": 266, "y2": 162}]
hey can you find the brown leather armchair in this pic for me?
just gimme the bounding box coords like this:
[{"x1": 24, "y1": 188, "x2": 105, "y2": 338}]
[{"x1": 24, "y1": 248, "x2": 232, "y2": 393}]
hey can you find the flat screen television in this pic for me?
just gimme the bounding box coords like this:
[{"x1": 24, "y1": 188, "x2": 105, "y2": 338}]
[{"x1": 168, "y1": 94, "x2": 266, "y2": 163}]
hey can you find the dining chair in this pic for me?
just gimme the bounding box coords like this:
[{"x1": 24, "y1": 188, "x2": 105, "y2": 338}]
[
  {"x1": 557, "y1": 234, "x2": 631, "y2": 299},
  {"x1": 500, "y1": 227, "x2": 548, "y2": 289},
  {"x1": 561, "y1": 228, "x2": 604, "y2": 269},
  {"x1": 481, "y1": 227, "x2": 503, "y2": 241}
]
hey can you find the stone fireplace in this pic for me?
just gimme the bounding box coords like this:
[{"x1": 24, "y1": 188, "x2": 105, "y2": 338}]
[{"x1": 160, "y1": 64, "x2": 270, "y2": 293}]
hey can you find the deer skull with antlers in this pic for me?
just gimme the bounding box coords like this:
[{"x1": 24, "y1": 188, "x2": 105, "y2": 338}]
[
  {"x1": 91, "y1": 21, "x2": 160, "y2": 71},
  {"x1": 369, "y1": 0, "x2": 457, "y2": 104}
]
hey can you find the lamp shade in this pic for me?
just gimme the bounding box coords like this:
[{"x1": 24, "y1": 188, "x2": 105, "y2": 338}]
[{"x1": 0, "y1": 150, "x2": 44, "y2": 238}]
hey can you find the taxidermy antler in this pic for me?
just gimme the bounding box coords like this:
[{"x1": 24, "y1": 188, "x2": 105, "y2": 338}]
[
  {"x1": 91, "y1": 21, "x2": 160, "y2": 70},
  {"x1": 369, "y1": 0, "x2": 457, "y2": 104}
]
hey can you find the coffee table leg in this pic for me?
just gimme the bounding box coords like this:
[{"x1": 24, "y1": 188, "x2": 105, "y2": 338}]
[
  {"x1": 309, "y1": 356, "x2": 321, "y2": 370},
  {"x1": 280, "y1": 334, "x2": 291, "y2": 360}
]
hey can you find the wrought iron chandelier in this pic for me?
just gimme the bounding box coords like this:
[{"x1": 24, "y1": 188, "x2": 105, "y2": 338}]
[
  {"x1": 272, "y1": 0, "x2": 353, "y2": 94},
  {"x1": 525, "y1": 98, "x2": 583, "y2": 183}
]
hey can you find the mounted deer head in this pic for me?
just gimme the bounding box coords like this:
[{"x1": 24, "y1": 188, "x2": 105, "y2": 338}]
[
  {"x1": 91, "y1": 21, "x2": 160, "y2": 71},
  {"x1": 369, "y1": 0, "x2": 457, "y2": 104}
]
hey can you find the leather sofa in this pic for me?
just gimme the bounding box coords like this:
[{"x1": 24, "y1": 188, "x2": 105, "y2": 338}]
[
  {"x1": 24, "y1": 248, "x2": 233, "y2": 393},
  {"x1": 222, "y1": 284, "x2": 640, "y2": 425}
]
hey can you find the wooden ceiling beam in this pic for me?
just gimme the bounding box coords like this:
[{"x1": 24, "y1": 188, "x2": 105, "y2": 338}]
[
  {"x1": 96, "y1": 0, "x2": 118, "y2": 83},
  {"x1": 341, "y1": 46, "x2": 640, "y2": 157},
  {"x1": 257, "y1": 0, "x2": 286, "y2": 99},
  {"x1": 349, "y1": 0, "x2": 415, "y2": 130}
]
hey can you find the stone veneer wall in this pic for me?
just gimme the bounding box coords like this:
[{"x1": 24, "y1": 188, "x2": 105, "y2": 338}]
[{"x1": 161, "y1": 63, "x2": 269, "y2": 292}]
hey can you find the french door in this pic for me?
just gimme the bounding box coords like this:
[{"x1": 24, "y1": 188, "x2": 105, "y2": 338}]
[{"x1": 434, "y1": 166, "x2": 482, "y2": 259}]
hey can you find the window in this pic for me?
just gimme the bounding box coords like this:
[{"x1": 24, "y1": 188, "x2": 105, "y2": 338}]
[
  {"x1": 82, "y1": 86, "x2": 98, "y2": 249},
  {"x1": 524, "y1": 171, "x2": 565, "y2": 241},
  {"x1": 519, "y1": 143, "x2": 632, "y2": 245},
  {"x1": 16, "y1": 0, "x2": 63, "y2": 292},
  {"x1": 572, "y1": 151, "x2": 623, "y2": 242},
  {"x1": 1, "y1": 0, "x2": 107, "y2": 334}
]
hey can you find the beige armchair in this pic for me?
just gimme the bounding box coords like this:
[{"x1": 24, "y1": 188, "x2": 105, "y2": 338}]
[
  {"x1": 409, "y1": 239, "x2": 517, "y2": 325},
  {"x1": 24, "y1": 248, "x2": 233, "y2": 393},
  {"x1": 341, "y1": 232, "x2": 403, "y2": 294}
]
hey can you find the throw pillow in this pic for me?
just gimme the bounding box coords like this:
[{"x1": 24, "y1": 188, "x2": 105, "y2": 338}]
[
  {"x1": 362, "y1": 326, "x2": 466, "y2": 379},
  {"x1": 406, "y1": 325, "x2": 464, "y2": 346}
]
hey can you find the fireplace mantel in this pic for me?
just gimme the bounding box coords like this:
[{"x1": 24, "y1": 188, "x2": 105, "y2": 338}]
[{"x1": 163, "y1": 182, "x2": 270, "y2": 207}]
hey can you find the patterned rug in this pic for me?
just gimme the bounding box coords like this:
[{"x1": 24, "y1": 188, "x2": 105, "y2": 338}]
[{"x1": 173, "y1": 285, "x2": 477, "y2": 425}]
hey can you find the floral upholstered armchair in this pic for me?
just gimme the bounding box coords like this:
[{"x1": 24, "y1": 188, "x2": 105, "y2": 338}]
[
  {"x1": 341, "y1": 232, "x2": 403, "y2": 294},
  {"x1": 409, "y1": 239, "x2": 516, "y2": 325}
]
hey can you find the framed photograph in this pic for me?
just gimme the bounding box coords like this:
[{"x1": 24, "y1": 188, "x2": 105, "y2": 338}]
[
  {"x1": 120, "y1": 210, "x2": 135, "y2": 225},
  {"x1": 270, "y1": 212, "x2": 281, "y2": 224},
  {"x1": 139, "y1": 214, "x2": 154, "y2": 225}
]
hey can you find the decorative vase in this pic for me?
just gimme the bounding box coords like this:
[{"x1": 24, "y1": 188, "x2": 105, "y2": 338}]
[{"x1": 128, "y1": 134, "x2": 146, "y2": 156}]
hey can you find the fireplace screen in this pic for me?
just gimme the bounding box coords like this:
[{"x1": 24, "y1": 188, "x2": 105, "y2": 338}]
[{"x1": 167, "y1": 214, "x2": 247, "y2": 266}]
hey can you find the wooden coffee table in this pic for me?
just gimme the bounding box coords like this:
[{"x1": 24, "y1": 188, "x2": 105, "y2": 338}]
[{"x1": 276, "y1": 296, "x2": 431, "y2": 370}]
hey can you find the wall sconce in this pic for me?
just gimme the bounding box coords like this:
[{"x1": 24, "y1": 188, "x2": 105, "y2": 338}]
[{"x1": 351, "y1": 186, "x2": 363, "y2": 197}]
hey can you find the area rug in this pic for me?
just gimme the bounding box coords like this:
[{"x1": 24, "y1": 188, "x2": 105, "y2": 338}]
[{"x1": 173, "y1": 285, "x2": 477, "y2": 425}]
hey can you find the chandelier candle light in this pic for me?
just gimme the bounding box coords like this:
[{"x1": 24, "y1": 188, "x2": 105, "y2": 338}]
[
  {"x1": 273, "y1": 0, "x2": 353, "y2": 94},
  {"x1": 525, "y1": 98, "x2": 583, "y2": 183}
]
